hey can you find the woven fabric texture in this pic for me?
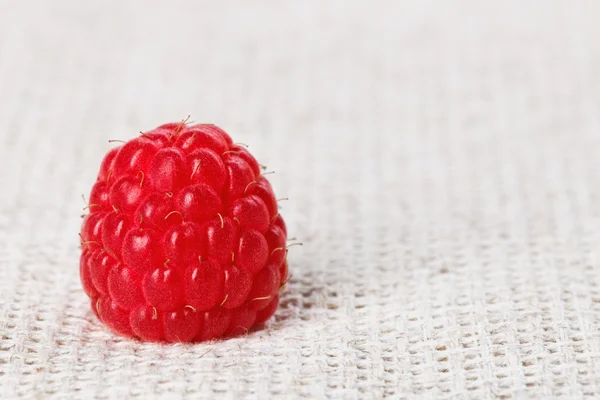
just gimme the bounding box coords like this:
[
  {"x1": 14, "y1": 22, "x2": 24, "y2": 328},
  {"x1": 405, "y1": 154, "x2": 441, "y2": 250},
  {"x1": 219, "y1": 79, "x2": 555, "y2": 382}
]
[{"x1": 2, "y1": 1, "x2": 600, "y2": 398}]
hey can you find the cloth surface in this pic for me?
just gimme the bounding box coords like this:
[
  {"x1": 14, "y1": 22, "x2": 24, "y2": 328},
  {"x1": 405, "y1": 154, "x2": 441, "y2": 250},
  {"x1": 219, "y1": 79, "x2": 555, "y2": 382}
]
[{"x1": 1, "y1": 1, "x2": 600, "y2": 398}]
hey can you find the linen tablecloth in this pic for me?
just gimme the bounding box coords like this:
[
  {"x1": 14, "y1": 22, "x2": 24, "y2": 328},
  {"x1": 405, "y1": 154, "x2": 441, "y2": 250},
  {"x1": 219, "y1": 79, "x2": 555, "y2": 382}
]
[{"x1": 2, "y1": 1, "x2": 600, "y2": 398}]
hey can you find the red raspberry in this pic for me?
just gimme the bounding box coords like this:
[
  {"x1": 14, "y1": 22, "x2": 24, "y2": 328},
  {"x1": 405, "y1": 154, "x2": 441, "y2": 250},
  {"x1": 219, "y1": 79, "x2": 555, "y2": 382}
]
[{"x1": 80, "y1": 122, "x2": 289, "y2": 342}]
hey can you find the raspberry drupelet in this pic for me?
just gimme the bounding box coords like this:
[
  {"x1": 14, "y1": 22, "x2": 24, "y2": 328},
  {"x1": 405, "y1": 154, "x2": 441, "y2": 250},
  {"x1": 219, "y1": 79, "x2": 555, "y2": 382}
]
[{"x1": 79, "y1": 122, "x2": 289, "y2": 342}]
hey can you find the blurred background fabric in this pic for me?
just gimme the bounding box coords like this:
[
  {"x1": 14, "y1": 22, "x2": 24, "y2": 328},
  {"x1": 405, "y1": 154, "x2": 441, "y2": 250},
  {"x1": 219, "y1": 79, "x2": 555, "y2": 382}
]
[{"x1": 2, "y1": 1, "x2": 600, "y2": 398}]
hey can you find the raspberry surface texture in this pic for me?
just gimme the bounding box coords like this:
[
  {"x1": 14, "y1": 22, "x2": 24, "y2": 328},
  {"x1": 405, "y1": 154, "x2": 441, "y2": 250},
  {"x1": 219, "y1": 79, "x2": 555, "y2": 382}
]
[{"x1": 80, "y1": 122, "x2": 288, "y2": 342}]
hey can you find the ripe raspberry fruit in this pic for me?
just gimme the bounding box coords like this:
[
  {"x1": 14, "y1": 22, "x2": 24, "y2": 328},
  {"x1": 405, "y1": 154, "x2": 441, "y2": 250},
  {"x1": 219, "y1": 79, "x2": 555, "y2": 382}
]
[{"x1": 80, "y1": 122, "x2": 289, "y2": 342}]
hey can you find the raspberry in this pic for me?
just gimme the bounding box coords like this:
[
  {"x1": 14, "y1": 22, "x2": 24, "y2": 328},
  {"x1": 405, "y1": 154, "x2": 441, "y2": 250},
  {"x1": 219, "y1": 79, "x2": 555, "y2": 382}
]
[{"x1": 80, "y1": 122, "x2": 289, "y2": 342}]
